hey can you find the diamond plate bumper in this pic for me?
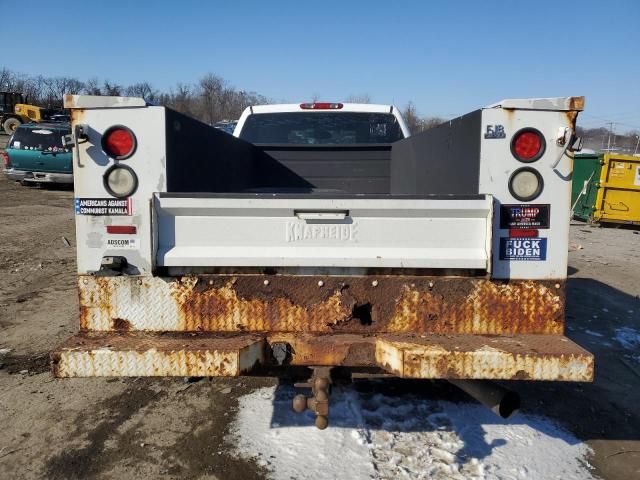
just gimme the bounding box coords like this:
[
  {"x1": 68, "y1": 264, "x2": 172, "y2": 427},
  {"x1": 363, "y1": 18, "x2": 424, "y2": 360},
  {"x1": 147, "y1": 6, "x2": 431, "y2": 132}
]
[
  {"x1": 52, "y1": 332, "x2": 593, "y2": 381},
  {"x1": 51, "y1": 333, "x2": 264, "y2": 377}
]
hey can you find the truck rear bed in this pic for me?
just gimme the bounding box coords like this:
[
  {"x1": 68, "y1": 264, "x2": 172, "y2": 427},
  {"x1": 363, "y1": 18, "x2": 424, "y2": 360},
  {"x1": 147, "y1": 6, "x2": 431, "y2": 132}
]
[{"x1": 55, "y1": 95, "x2": 593, "y2": 391}]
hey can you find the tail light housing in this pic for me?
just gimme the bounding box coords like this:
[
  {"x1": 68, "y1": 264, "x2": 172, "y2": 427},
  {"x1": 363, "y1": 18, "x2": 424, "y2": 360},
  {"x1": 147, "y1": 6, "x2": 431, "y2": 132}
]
[
  {"x1": 511, "y1": 128, "x2": 545, "y2": 162},
  {"x1": 509, "y1": 167, "x2": 544, "y2": 202},
  {"x1": 101, "y1": 125, "x2": 137, "y2": 160},
  {"x1": 2, "y1": 151, "x2": 9, "y2": 168},
  {"x1": 104, "y1": 164, "x2": 138, "y2": 198}
]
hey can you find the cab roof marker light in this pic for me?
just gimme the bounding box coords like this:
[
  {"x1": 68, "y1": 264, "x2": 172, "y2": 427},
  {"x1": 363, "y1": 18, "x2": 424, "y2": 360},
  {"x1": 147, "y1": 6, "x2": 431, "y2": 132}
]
[{"x1": 299, "y1": 103, "x2": 344, "y2": 110}]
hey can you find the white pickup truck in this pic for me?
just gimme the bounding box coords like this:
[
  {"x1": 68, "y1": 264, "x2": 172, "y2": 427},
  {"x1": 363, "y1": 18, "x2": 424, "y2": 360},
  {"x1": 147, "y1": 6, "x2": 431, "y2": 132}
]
[{"x1": 54, "y1": 96, "x2": 593, "y2": 428}]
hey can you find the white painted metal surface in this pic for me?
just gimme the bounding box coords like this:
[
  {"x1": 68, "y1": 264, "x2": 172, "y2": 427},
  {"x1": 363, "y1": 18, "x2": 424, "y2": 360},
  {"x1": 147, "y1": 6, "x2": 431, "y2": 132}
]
[
  {"x1": 67, "y1": 95, "x2": 582, "y2": 279},
  {"x1": 479, "y1": 106, "x2": 577, "y2": 279},
  {"x1": 64, "y1": 94, "x2": 147, "y2": 109},
  {"x1": 72, "y1": 104, "x2": 167, "y2": 274},
  {"x1": 485, "y1": 96, "x2": 584, "y2": 111},
  {"x1": 154, "y1": 195, "x2": 493, "y2": 268}
]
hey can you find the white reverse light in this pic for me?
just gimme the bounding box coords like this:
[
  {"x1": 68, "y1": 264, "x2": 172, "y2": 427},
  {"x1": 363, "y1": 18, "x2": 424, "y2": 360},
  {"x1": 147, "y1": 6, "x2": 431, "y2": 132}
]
[
  {"x1": 509, "y1": 167, "x2": 543, "y2": 202},
  {"x1": 104, "y1": 165, "x2": 138, "y2": 198}
]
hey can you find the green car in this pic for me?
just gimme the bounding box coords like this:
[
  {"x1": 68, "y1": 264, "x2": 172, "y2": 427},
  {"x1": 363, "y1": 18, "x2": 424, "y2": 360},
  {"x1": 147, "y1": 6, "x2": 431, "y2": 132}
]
[{"x1": 3, "y1": 123, "x2": 73, "y2": 184}]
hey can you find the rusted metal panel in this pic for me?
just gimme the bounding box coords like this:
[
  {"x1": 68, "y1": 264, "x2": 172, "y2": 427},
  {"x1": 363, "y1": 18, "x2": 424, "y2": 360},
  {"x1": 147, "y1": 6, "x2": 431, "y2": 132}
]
[
  {"x1": 52, "y1": 333, "x2": 264, "y2": 377},
  {"x1": 267, "y1": 333, "x2": 376, "y2": 366},
  {"x1": 376, "y1": 334, "x2": 593, "y2": 381},
  {"x1": 51, "y1": 331, "x2": 592, "y2": 381},
  {"x1": 64, "y1": 94, "x2": 146, "y2": 109},
  {"x1": 78, "y1": 275, "x2": 565, "y2": 335}
]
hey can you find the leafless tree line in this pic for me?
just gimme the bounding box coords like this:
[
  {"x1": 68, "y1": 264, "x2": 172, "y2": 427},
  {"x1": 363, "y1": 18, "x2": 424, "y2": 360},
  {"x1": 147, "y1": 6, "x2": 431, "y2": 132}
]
[
  {"x1": 1, "y1": 66, "x2": 447, "y2": 130},
  {"x1": 0, "y1": 68, "x2": 268, "y2": 125}
]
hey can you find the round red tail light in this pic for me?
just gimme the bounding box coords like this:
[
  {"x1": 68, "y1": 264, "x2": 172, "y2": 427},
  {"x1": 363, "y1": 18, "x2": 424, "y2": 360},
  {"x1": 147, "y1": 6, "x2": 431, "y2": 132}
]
[
  {"x1": 511, "y1": 128, "x2": 545, "y2": 162},
  {"x1": 102, "y1": 125, "x2": 136, "y2": 160}
]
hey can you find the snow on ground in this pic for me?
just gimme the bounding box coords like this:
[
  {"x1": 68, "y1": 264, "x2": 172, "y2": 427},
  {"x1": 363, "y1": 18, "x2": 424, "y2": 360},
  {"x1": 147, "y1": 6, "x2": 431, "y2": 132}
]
[
  {"x1": 614, "y1": 326, "x2": 640, "y2": 363},
  {"x1": 229, "y1": 384, "x2": 595, "y2": 480},
  {"x1": 614, "y1": 326, "x2": 640, "y2": 350}
]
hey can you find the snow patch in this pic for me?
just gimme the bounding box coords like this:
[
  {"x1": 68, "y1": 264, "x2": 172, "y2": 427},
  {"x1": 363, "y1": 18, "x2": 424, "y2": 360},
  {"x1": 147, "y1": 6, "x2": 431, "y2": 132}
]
[
  {"x1": 584, "y1": 330, "x2": 604, "y2": 338},
  {"x1": 614, "y1": 327, "x2": 640, "y2": 350},
  {"x1": 229, "y1": 385, "x2": 595, "y2": 480},
  {"x1": 615, "y1": 327, "x2": 640, "y2": 362}
]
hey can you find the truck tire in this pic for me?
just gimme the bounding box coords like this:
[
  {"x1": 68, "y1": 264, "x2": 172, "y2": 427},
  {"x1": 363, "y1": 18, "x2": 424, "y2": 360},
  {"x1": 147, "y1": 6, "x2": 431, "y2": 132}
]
[{"x1": 3, "y1": 117, "x2": 21, "y2": 135}]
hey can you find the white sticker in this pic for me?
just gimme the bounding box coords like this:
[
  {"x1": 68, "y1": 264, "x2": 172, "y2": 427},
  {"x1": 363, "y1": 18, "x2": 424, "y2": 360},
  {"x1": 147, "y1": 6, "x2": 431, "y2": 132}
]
[
  {"x1": 13, "y1": 141, "x2": 20, "y2": 148},
  {"x1": 635, "y1": 166, "x2": 640, "y2": 186},
  {"x1": 32, "y1": 129, "x2": 53, "y2": 135},
  {"x1": 106, "y1": 238, "x2": 139, "y2": 249}
]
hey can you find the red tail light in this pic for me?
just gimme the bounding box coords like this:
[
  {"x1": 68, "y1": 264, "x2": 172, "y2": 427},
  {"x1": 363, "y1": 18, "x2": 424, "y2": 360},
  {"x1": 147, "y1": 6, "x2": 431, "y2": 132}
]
[
  {"x1": 511, "y1": 128, "x2": 545, "y2": 162},
  {"x1": 2, "y1": 151, "x2": 9, "y2": 167},
  {"x1": 299, "y1": 102, "x2": 343, "y2": 110},
  {"x1": 102, "y1": 125, "x2": 136, "y2": 160}
]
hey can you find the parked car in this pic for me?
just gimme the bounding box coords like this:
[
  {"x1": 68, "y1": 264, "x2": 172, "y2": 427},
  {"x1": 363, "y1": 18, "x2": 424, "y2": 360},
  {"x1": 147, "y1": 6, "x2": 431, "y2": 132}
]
[
  {"x1": 213, "y1": 120, "x2": 237, "y2": 134},
  {"x1": 3, "y1": 123, "x2": 73, "y2": 184}
]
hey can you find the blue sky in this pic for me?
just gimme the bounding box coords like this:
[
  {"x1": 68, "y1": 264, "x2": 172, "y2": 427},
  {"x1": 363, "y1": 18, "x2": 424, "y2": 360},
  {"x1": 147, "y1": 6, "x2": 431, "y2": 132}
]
[{"x1": 3, "y1": 0, "x2": 639, "y2": 131}]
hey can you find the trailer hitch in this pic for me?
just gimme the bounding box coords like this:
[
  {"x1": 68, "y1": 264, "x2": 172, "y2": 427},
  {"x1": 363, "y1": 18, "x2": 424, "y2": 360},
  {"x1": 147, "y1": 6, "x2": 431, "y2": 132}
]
[{"x1": 292, "y1": 367, "x2": 332, "y2": 429}]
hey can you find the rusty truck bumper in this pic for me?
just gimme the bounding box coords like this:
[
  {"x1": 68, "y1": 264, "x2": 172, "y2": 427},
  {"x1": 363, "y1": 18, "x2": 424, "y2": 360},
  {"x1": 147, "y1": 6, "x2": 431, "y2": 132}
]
[
  {"x1": 53, "y1": 275, "x2": 594, "y2": 381},
  {"x1": 53, "y1": 331, "x2": 593, "y2": 381}
]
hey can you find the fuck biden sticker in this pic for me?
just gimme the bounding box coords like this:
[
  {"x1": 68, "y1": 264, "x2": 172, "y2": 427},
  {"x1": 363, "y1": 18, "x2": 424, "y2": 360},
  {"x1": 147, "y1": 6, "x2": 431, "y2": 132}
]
[{"x1": 499, "y1": 237, "x2": 547, "y2": 261}]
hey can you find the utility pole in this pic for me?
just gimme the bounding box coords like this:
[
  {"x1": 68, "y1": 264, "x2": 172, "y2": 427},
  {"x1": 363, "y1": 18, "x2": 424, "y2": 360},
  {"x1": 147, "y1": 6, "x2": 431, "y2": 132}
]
[
  {"x1": 634, "y1": 134, "x2": 640, "y2": 155},
  {"x1": 606, "y1": 122, "x2": 615, "y2": 151}
]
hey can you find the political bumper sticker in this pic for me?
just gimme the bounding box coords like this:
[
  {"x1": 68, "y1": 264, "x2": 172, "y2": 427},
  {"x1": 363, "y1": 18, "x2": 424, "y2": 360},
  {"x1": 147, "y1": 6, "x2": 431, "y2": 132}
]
[
  {"x1": 500, "y1": 204, "x2": 550, "y2": 229},
  {"x1": 75, "y1": 198, "x2": 132, "y2": 216},
  {"x1": 500, "y1": 237, "x2": 547, "y2": 261}
]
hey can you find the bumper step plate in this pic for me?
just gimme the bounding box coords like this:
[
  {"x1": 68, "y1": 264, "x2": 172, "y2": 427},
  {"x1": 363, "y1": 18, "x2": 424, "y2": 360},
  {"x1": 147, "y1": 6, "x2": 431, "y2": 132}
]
[{"x1": 52, "y1": 332, "x2": 593, "y2": 382}]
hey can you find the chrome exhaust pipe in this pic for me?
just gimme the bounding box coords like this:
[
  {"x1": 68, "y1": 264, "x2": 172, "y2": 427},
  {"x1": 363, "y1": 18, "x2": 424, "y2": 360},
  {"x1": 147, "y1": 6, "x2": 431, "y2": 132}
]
[{"x1": 449, "y1": 380, "x2": 520, "y2": 419}]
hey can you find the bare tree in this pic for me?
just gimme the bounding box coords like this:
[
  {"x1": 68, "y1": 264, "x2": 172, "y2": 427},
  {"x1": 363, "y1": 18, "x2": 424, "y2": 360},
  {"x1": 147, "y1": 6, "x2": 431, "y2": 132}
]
[
  {"x1": 402, "y1": 102, "x2": 422, "y2": 134},
  {"x1": 103, "y1": 80, "x2": 123, "y2": 96},
  {"x1": 84, "y1": 77, "x2": 102, "y2": 95},
  {"x1": 422, "y1": 116, "x2": 445, "y2": 130},
  {"x1": 401, "y1": 102, "x2": 445, "y2": 134},
  {"x1": 0, "y1": 67, "x2": 273, "y2": 123},
  {"x1": 344, "y1": 94, "x2": 371, "y2": 104},
  {"x1": 198, "y1": 73, "x2": 226, "y2": 124},
  {"x1": 126, "y1": 82, "x2": 157, "y2": 101}
]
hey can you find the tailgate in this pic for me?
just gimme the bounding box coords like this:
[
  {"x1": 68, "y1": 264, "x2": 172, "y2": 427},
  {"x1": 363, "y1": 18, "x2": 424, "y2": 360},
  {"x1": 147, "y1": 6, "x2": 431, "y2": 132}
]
[{"x1": 153, "y1": 194, "x2": 493, "y2": 269}]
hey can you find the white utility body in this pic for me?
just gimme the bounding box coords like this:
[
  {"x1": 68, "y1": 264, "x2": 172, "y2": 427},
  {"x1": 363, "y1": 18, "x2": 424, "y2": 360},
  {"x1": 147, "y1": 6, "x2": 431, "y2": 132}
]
[{"x1": 54, "y1": 95, "x2": 593, "y2": 429}]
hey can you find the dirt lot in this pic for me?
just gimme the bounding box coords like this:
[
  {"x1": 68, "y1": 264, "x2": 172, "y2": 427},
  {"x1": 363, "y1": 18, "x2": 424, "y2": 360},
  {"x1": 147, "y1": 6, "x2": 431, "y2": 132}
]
[{"x1": 1, "y1": 149, "x2": 639, "y2": 479}]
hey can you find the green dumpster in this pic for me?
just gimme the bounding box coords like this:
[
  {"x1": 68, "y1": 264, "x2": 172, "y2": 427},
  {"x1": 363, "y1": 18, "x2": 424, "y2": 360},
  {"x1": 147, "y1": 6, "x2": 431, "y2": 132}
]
[
  {"x1": 572, "y1": 153, "x2": 640, "y2": 224},
  {"x1": 571, "y1": 154, "x2": 602, "y2": 222}
]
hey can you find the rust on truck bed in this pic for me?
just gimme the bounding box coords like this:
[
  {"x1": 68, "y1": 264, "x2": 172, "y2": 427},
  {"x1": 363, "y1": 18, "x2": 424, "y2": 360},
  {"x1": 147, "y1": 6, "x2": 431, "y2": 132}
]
[
  {"x1": 52, "y1": 332, "x2": 593, "y2": 381},
  {"x1": 78, "y1": 275, "x2": 565, "y2": 335}
]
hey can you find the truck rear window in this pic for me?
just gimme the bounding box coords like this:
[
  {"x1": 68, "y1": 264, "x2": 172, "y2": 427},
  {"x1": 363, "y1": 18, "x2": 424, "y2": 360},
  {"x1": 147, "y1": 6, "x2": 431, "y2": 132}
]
[
  {"x1": 239, "y1": 112, "x2": 403, "y2": 144},
  {"x1": 9, "y1": 127, "x2": 69, "y2": 151}
]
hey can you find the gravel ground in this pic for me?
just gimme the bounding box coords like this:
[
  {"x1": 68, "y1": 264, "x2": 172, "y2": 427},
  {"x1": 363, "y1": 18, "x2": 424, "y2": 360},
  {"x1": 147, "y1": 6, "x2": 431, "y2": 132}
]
[{"x1": 0, "y1": 148, "x2": 639, "y2": 479}]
